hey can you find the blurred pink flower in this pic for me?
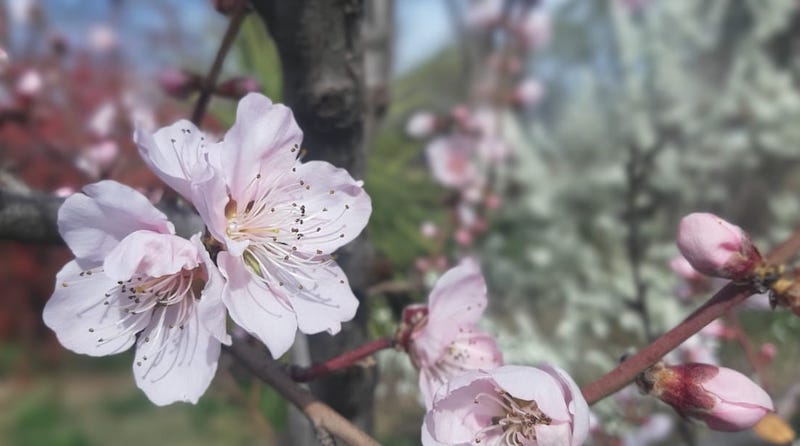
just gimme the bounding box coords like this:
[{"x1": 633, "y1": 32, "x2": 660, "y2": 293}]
[
  {"x1": 43, "y1": 180, "x2": 228, "y2": 405},
  {"x1": 759, "y1": 343, "x2": 777, "y2": 363},
  {"x1": 622, "y1": 413, "x2": 674, "y2": 446},
  {"x1": 401, "y1": 259, "x2": 502, "y2": 408},
  {"x1": 425, "y1": 135, "x2": 479, "y2": 190},
  {"x1": 87, "y1": 24, "x2": 117, "y2": 53},
  {"x1": 454, "y1": 227, "x2": 473, "y2": 247},
  {"x1": 420, "y1": 221, "x2": 438, "y2": 239},
  {"x1": 422, "y1": 365, "x2": 589, "y2": 445},
  {"x1": 513, "y1": 78, "x2": 545, "y2": 107},
  {"x1": 677, "y1": 213, "x2": 762, "y2": 280},
  {"x1": 137, "y1": 93, "x2": 371, "y2": 358},
  {"x1": 485, "y1": 193, "x2": 502, "y2": 210},
  {"x1": 466, "y1": 0, "x2": 503, "y2": 28},
  {"x1": 406, "y1": 111, "x2": 437, "y2": 138},
  {"x1": 216, "y1": 76, "x2": 262, "y2": 99},
  {"x1": 515, "y1": 10, "x2": 551, "y2": 50},
  {"x1": 651, "y1": 363, "x2": 773, "y2": 431},
  {"x1": 87, "y1": 101, "x2": 118, "y2": 137},
  {"x1": 158, "y1": 68, "x2": 199, "y2": 99},
  {"x1": 76, "y1": 140, "x2": 119, "y2": 178},
  {"x1": 16, "y1": 69, "x2": 43, "y2": 97}
]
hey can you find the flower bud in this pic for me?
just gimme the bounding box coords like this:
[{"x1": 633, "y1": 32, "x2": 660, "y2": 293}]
[
  {"x1": 158, "y1": 68, "x2": 202, "y2": 99},
  {"x1": 215, "y1": 76, "x2": 261, "y2": 99},
  {"x1": 641, "y1": 363, "x2": 773, "y2": 431},
  {"x1": 676, "y1": 213, "x2": 762, "y2": 280},
  {"x1": 405, "y1": 111, "x2": 437, "y2": 138}
]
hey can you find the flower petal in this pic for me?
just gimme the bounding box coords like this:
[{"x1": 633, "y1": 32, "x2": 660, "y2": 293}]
[
  {"x1": 133, "y1": 305, "x2": 220, "y2": 406},
  {"x1": 134, "y1": 120, "x2": 214, "y2": 201},
  {"x1": 189, "y1": 166, "x2": 237, "y2": 251},
  {"x1": 285, "y1": 160, "x2": 372, "y2": 254},
  {"x1": 58, "y1": 180, "x2": 173, "y2": 268},
  {"x1": 282, "y1": 261, "x2": 359, "y2": 335},
  {"x1": 219, "y1": 93, "x2": 302, "y2": 199},
  {"x1": 218, "y1": 252, "x2": 297, "y2": 358},
  {"x1": 103, "y1": 231, "x2": 201, "y2": 282},
  {"x1": 193, "y1": 234, "x2": 231, "y2": 345},
  {"x1": 541, "y1": 364, "x2": 590, "y2": 446},
  {"x1": 490, "y1": 365, "x2": 570, "y2": 422},
  {"x1": 414, "y1": 258, "x2": 487, "y2": 365},
  {"x1": 44, "y1": 260, "x2": 150, "y2": 356},
  {"x1": 535, "y1": 422, "x2": 574, "y2": 446}
]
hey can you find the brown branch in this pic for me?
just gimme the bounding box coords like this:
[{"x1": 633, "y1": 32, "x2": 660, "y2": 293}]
[
  {"x1": 190, "y1": 1, "x2": 248, "y2": 125},
  {"x1": 224, "y1": 341, "x2": 381, "y2": 446},
  {"x1": 290, "y1": 337, "x2": 394, "y2": 382},
  {"x1": 581, "y1": 225, "x2": 800, "y2": 405}
]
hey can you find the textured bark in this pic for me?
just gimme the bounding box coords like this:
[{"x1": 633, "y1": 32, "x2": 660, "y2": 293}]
[{"x1": 253, "y1": 0, "x2": 377, "y2": 440}]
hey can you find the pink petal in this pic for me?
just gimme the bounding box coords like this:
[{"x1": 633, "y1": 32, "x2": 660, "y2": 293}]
[
  {"x1": 427, "y1": 373, "x2": 503, "y2": 444},
  {"x1": 534, "y1": 422, "x2": 574, "y2": 446},
  {"x1": 103, "y1": 231, "x2": 201, "y2": 282},
  {"x1": 414, "y1": 258, "x2": 487, "y2": 366},
  {"x1": 425, "y1": 135, "x2": 478, "y2": 189},
  {"x1": 133, "y1": 305, "x2": 221, "y2": 406},
  {"x1": 58, "y1": 180, "x2": 173, "y2": 268},
  {"x1": 220, "y1": 93, "x2": 302, "y2": 199},
  {"x1": 490, "y1": 365, "x2": 570, "y2": 421},
  {"x1": 676, "y1": 213, "x2": 748, "y2": 276},
  {"x1": 702, "y1": 367, "x2": 774, "y2": 410},
  {"x1": 701, "y1": 400, "x2": 770, "y2": 431},
  {"x1": 44, "y1": 260, "x2": 150, "y2": 356},
  {"x1": 287, "y1": 160, "x2": 372, "y2": 254},
  {"x1": 189, "y1": 168, "x2": 237, "y2": 253},
  {"x1": 541, "y1": 364, "x2": 590, "y2": 445},
  {"x1": 193, "y1": 234, "x2": 230, "y2": 345},
  {"x1": 135, "y1": 120, "x2": 215, "y2": 202},
  {"x1": 218, "y1": 253, "x2": 298, "y2": 358},
  {"x1": 284, "y1": 261, "x2": 359, "y2": 335}
]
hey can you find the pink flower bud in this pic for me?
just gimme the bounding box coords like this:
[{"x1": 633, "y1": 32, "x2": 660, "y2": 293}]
[
  {"x1": 406, "y1": 111, "x2": 437, "y2": 138},
  {"x1": 513, "y1": 78, "x2": 545, "y2": 107},
  {"x1": 420, "y1": 221, "x2": 438, "y2": 239},
  {"x1": 422, "y1": 365, "x2": 589, "y2": 445},
  {"x1": 215, "y1": 76, "x2": 261, "y2": 99},
  {"x1": 455, "y1": 227, "x2": 473, "y2": 247},
  {"x1": 676, "y1": 213, "x2": 762, "y2": 280},
  {"x1": 759, "y1": 343, "x2": 777, "y2": 363},
  {"x1": 158, "y1": 68, "x2": 200, "y2": 99},
  {"x1": 645, "y1": 363, "x2": 773, "y2": 431}
]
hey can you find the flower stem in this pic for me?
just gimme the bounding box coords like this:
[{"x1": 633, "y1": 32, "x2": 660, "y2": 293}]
[
  {"x1": 290, "y1": 337, "x2": 395, "y2": 382},
  {"x1": 581, "y1": 225, "x2": 800, "y2": 405},
  {"x1": 190, "y1": 1, "x2": 248, "y2": 125}
]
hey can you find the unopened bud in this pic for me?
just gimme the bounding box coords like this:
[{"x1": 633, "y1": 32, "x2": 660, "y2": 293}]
[
  {"x1": 676, "y1": 213, "x2": 762, "y2": 280},
  {"x1": 215, "y1": 76, "x2": 261, "y2": 99},
  {"x1": 158, "y1": 68, "x2": 201, "y2": 99},
  {"x1": 640, "y1": 362, "x2": 773, "y2": 432}
]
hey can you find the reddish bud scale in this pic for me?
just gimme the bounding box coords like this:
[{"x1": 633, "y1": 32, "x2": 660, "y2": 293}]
[{"x1": 648, "y1": 363, "x2": 718, "y2": 416}]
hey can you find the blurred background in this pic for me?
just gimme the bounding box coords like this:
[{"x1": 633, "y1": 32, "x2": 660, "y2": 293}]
[{"x1": 3, "y1": 0, "x2": 800, "y2": 445}]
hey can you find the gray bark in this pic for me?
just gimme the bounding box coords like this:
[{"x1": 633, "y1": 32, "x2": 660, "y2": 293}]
[{"x1": 253, "y1": 0, "x2": 378, "y2": 441}]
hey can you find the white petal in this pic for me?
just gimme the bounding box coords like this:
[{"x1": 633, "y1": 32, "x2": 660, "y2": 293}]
[
  {"x1": 133, "y1": 305, "x2": 220, "y2": 406},
  {"x1": 103, "y1": 231, "x2": 201, "y2": 281},
  {"x1": 44, "y1": 260, "x2": 150, "y2": 356},
  {"x1": 193, "y1": 234, "x2": 231, "y2": 345},
  {"x1": 273, "y1": 261, "x2": 359, "y2": 335},
  {"x1": 221, "y1": 93, "x2": 302, "y2": 199},
  {"x1": 189, "y1": 166, "x2": 234, "y2": 250},
  {"x1": 285, "y1": 160, "x2": 372, "y2": 254},
  {"x1": 135, "y1": 120, "x2": 214, "y2": 202},
  {"x1": 58, "y1": 180, "x2": 173, "y2": 268},
  {"x1": 218, "y1": 253, "x2": 297, "y2": 358}
]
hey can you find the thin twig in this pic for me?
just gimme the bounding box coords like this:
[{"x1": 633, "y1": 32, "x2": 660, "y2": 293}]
[
  {"x1": 190, "y1": 1, "x2": 248, "y2": 125},
  {"x1": 290, "y1": 337, "x2": 394, "y2": 382},
  {"x1": 224, "y1": 341, "x2": 381, "y2": 446},
  {"x1": 581, "y1": 225, "x2": 800, "y2": 405}
]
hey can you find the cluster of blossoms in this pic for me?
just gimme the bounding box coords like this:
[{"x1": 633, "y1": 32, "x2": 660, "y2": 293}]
[
  {"x1": 44, "y1": 93, "x2": 371, "y2": 404},
  {"x1": 406, "y1": 1, "x2": 549, "y2": 257}
]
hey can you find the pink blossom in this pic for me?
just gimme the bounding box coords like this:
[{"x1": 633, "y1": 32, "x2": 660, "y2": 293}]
[
  {"x1": 16, "y1": 69, "x2": 43, "y2": 97},
  {"x1": 455, "y1": 227, "x2": 473, "y2": 247},
  {"x1": 676, "y1": 213, "x2": 762, "y2": 280},
  {"x1": 513, "y1": 78, "x2": 545, "y2": 107},
  {"x1": 158, "y1": 68, "x2": 199, "y2": 99},
  {"x1": 216, "y1": 76, "x2": 262, "y2": 99},
  {"x1": 422, "y1": 365, "x2": 589, "y2": 445},
  {"x1": 650, "y1": 363, "x2": 774, "y2": 431},
  {"x1": 43, "y1": 180, "x2": 228, "y2": 405},
  {"x1": 76, "y1": 141, "x2": 119, "y2": 178},
  {"x1": 485, "y1": 193, "x2": 502, "y2": 210},
  {"x1": 400, "y1": 259, "x2": 502, "y2": 408},
  {"x1": 515, "y1": 11, "x2": 551, "y2": 50},
  {"x1": 420, "y1": 221, "x2": 439, "y2": 239},
  {"x1": 466, "y1": 0, "x2": 503, "y2": 28},
  {"x1": 426, "y1": 135, "x2": 479, "y2": 190},
  {"x1": 87, "y1": 24, "x2": 117, "y2": 53},
  {"x1": 137, "y1": 93, "x2": 371, "y2": 358},
  {"x1": 87, "y1": 101, "x2": 117, "y2": 137},
  {"x1": 759, "y1": 343, "x2": 777, "y2": 363},
  {"x1": 406, "y1": 111, "x2": 438, "y2": 138}
]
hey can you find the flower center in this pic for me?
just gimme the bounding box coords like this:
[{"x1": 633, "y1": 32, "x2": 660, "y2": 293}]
[
  {"x1": 473, "y1": 388, "x2": 552, "y2": 445},
  {"x1": 77, "y1": 267, "x2": 201, "y2": 347}
]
